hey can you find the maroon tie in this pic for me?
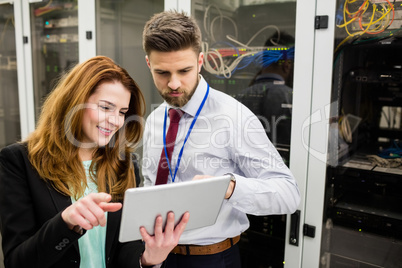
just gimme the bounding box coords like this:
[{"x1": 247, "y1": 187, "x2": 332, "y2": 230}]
[{"x1": 155, "y1": 109, "x2": 183, "y2": 185}]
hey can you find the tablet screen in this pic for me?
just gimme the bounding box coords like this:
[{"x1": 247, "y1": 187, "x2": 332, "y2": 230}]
[{"x1": 118, "y1": 175, "x2": 231, "y2": 242}]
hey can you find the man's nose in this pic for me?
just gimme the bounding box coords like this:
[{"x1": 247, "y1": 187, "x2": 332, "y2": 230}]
[{"x1": 168, "y1": 74, "x2": 181, "y2": 90}]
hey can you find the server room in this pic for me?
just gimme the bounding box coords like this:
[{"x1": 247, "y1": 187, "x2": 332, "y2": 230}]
[{"x1": 0, "y1": 0, "x2": 401, "y2": 267}]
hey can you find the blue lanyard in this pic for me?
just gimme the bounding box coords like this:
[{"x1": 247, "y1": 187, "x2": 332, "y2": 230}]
[{"x1": 163, "y1": 84, "x2": 210, "y2": 183}]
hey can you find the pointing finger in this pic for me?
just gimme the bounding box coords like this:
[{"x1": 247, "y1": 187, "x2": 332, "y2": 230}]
[
  {"x1": 99, "y1": 202, "x2": 122, "y2": 212},
  {"x1": 89, "y1": 193, "x2": 112, "y2": 204}
]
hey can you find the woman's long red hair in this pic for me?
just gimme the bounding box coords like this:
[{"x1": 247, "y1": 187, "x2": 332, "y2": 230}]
[{"x1": 27, "y1": 56, "x2": 145, "y2": 201}]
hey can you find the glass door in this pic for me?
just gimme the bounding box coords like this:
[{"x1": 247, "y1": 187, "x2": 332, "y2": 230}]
[
  {"x1": 29, "y1": 0, "x2": 78, "y2": 120},
  {"x1": 192, "y1": 1, "x2": 297, "y2": 267},
  {"x1": 96, "y1": 0, "x2": 164, "y2": 118},
  {"x1": 0, "y1": 3, "x2": 21, "y2": 149},
  {"x1": 95, "y1": 0, "x2": 164, "y2": 185},
  {"x1": 0, "y1": 4, "x2": 21, "y2": 266},
  {"x1": 319, "y1": 1, "x2": 402, "y2": 267}
]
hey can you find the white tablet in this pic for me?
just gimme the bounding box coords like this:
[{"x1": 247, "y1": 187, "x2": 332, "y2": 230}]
[{"x1": 118, "y1": 175, "x2": 231, "y2": 242}]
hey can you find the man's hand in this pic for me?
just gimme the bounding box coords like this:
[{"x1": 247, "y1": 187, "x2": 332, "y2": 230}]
[
  {"x1": 192, "y1": 175, "x2": 235, "y2": 199},
  {"x1": 140, "y1": 211, "x2": 190, "y2": 266}
]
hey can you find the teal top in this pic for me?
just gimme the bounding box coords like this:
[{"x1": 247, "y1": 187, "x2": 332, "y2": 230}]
[{"x1": 71, "y1": 160, "x2": 107, "y2": 268}]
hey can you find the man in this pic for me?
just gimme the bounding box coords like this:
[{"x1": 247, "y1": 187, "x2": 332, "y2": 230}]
[
  {"x1": 142, "y1": 11, "x2": 300, "y2": 268},
  {"x1": 237, "y1": 33, "x2": 295, "y2": 164}
]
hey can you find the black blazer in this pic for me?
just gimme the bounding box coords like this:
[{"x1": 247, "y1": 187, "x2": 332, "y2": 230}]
[{"x1": 0, "y1": 143, "x2": 144, "y2": 268}]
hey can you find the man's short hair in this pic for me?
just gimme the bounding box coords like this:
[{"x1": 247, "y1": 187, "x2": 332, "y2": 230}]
[{"x1": 142, "y1": 10, "x2": 202, "y2": 56}]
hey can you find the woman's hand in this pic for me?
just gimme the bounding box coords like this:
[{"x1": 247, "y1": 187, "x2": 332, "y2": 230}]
[
  {"x1": 139, "y1": 211, "x2": 190, "y2": 266},
  {"x1": 61, "y1": 192, "x2": 122, "y2": 230}
]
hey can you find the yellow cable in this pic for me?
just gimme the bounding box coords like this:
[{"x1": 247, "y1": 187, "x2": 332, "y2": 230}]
[
  {"x1": 369, "y1": 5, "x2": 390, "y2": 32},
  {"x1": 342, "y1": 0, "x2": 370, "y2": 35},
  {"x1": 341, "y1": 0, "x2": 396, "y2": 35},
  {"x1": 335, "y1": 35, "x2": 354, "y2": 53},
  {"x1": 362, "y1": 4, "x2": 391, "y2": 27},
  {"x1": 345, "y1": 0, "x2": 368, "y2": 17},
  {"x1": 362, "y1": 3, "x2": 393, "y2": 33},
  {"x1": 360, "y1": 3, "x2": 377, "y2": 33}
]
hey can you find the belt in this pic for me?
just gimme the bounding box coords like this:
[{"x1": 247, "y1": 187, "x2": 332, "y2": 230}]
[{"x1": 171, "y1": 235, "x2": 241, "y2": 255}]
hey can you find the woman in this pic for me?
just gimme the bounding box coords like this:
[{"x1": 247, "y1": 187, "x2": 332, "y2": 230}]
[{"x1": 0, "y1": 56, "x2": 189, "y2": 268}]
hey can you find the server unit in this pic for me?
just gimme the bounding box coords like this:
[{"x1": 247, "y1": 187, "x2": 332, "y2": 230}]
[{"x1": 321, "y1": 33, "x2": 402, "y2": 268}]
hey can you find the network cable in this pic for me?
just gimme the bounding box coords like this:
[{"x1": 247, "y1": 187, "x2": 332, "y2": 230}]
[{"x1": 335, "y1": 0, "x2": 396, "y2": 52}]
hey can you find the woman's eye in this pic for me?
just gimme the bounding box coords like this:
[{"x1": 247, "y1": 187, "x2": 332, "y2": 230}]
[
  {"x1": 98, "y1": 104, "x2": 115, "y2": 112},
  {"x1": 99, "y1": 105, "x2": 110, "y2": 111}
]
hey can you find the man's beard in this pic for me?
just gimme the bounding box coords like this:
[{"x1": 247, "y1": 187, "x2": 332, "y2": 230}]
[
  {"x1": 159, "y1": 75, "x2": 199, "y2": 107},
  {"x1": 160, "y1": 87, "x2": 196, "y2": 107}
]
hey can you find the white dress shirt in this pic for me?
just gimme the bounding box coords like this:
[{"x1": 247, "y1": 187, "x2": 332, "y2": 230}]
[{"x1": 142, "y1": 75, "x2": 300, "y2": 245}]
